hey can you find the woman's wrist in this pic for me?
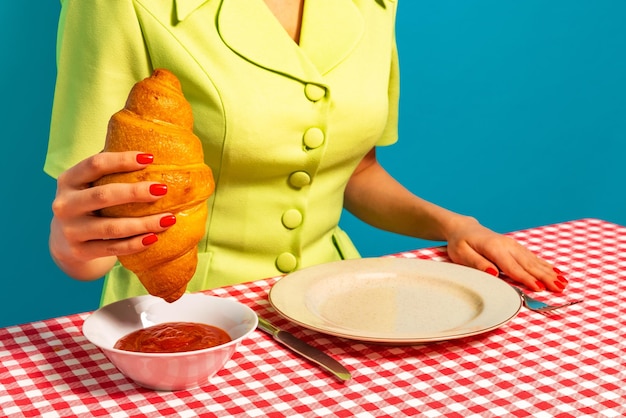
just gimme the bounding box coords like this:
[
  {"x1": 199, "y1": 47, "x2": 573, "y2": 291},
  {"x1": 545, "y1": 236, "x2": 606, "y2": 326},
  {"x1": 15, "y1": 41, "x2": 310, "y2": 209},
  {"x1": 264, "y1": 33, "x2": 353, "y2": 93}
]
[
  {"x1": 50, "y1": 247, "x2": 116, "y2": 281},
  {"x1": 432, "y1": 212, "x2": 480, "y2": 243}
]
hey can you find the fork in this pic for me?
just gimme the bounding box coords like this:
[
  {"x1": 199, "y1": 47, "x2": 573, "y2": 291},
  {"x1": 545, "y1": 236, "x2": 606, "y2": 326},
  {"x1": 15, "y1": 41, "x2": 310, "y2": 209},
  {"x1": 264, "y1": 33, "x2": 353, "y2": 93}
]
[{"x1": 512, "y1": 286, "x2": 583, "y2": 316}]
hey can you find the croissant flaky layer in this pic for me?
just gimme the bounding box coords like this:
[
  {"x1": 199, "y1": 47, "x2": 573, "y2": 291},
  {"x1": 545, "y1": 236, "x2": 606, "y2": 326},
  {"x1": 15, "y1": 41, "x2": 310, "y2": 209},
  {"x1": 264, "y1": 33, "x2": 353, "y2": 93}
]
[{"x1": 94, "y1": 69, "x2": 214, "y2": 302}]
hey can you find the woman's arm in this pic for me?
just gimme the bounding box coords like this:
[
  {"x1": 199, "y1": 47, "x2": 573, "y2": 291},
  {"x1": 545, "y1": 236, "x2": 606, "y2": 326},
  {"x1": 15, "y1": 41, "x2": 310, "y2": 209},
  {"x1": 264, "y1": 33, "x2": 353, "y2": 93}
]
[{"x1": 344, "y1": 148, "x2": 567, "y2": 293}]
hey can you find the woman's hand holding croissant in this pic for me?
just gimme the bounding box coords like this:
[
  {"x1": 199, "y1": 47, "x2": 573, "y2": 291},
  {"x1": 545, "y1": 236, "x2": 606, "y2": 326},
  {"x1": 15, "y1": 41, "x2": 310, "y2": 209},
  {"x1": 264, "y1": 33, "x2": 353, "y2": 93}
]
[{"x1": 49, "y1": 151, "x2": 176, "y2": 281}]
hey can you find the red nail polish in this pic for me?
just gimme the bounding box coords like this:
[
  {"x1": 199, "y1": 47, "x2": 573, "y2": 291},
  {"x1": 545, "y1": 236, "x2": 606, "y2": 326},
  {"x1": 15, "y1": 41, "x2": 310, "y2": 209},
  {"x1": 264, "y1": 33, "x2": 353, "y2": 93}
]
[
  {"x1": 554, "y1": 281, "x2": 565, "y2": 291},
  {"x1": 142, "y1": 233, "x2": 158, "y2": 246},
  {"x1": 149, "y1": 184, "x2": 167, "y2": 196},
  {"x1": 136, "y1": 153, "x2": 154, "y2": 164},
  {"x1": 160, "y1": 215, "x2": 176, "y2": 228},
  {"x1": 485, "y1": 267, "x2": 498, "y2": 276},
  {"x1": 535, "y1": 280, "x2": 546, "y2": 291},
  {"x1": 557, "y1": 275, "x2": 568, "y2": 284}
]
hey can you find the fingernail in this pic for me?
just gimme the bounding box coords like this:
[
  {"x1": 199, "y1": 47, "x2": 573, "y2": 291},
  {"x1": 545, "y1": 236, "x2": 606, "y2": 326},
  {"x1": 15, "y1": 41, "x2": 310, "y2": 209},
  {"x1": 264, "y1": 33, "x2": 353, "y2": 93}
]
[
  {"x1": 142, "y1": 233, "x2": 158, "y2": 246},
  {"x1": 485, "y1": 267, "x2": 498, "y2": 276},
  {"x1": 535, "y1": 280, "x2": 546, "y2": 291},
  {"x1": 554, "y1": 281, "x2": 565, "y2": 291},
  {"x1": 160, "y1": 215, "x2": 176, "y2": 228},
  {"x1": 149, "y1": 184, "x2": 167, "y2": 196},
  {"x1": 136, "y1": 153, "x2": 154, "y2": 164},
  {"x1": 557, "y1": 275, "x2": 568, "y2": 284}
]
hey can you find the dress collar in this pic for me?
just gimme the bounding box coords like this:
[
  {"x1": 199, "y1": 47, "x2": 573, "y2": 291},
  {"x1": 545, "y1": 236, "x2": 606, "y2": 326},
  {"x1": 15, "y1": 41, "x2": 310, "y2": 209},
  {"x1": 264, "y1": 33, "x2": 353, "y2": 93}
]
[
  {"x1": 218, "y1": 0, "x2": 363, "y2": 78},
  {"x1": 174, "y1": 0, "x2": 210, "y2": 22},
  {"x1": 174, "y1": 0, "x2": 365, "y2": 78}
]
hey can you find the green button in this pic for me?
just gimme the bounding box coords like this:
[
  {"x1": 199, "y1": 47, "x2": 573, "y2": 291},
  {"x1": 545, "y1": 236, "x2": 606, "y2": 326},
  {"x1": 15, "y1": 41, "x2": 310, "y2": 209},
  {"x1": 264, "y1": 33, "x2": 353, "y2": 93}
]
[
  {"x1": 282, "y1": 209, "x2": 303, "y2": 229},
  {"x1": 304, "y1": 83, "x2": 326, "y2": 102},
  {"x1": 276, "y1": 252, "x2": 297, "y2": 273},
  {"x1": 303, "y1": 127, "x2": 325, "y2": 149},
  {"x1": 289, "y1": 171, "x2": 311, "y2": 188}
]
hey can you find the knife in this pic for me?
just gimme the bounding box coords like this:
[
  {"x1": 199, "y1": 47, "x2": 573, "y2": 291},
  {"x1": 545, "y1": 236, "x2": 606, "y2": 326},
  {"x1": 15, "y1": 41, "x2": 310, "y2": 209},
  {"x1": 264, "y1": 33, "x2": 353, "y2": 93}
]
[{"x1": 257, "y1": 316, "x2": 352, "y2": 382}]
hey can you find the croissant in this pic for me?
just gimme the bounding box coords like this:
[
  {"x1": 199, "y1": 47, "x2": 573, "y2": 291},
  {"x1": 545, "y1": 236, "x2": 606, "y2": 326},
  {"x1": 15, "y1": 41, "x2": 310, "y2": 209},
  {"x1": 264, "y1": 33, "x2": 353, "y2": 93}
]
[{"x1": 94, "y1": 69, "x2": 214, "y2": 302}]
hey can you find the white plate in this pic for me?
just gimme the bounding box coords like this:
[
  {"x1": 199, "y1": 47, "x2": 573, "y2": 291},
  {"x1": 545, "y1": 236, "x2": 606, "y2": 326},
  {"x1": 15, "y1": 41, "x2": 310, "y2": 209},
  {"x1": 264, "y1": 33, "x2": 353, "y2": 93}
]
[{"x1": 269, "y1": 258, "x2": 521, "y2": 344}]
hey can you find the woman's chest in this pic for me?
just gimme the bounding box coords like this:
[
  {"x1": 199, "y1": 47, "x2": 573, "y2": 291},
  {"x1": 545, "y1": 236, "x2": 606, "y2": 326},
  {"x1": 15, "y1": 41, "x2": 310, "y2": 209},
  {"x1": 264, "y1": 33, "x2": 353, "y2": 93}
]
[{"x1": 134, "y1": 0, "x2": 397, "y2": 171}]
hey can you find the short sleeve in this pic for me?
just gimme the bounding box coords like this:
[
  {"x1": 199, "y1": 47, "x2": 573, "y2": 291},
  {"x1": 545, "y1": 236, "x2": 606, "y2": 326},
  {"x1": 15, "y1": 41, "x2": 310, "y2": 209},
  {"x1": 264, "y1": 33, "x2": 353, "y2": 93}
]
[
  {"x1": 44, "y1": 0, "x2": 151, "y2": 178},
  {"x1": 375, "y1": 36, "x2": 400, "y2": 147}
]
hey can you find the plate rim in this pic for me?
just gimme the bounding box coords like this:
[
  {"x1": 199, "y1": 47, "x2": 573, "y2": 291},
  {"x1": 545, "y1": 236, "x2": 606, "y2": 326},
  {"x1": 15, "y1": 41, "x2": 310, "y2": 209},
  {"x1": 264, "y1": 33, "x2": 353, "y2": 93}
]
[{"x1": 268, "y1": 258, "x2": 522, "y2": 344}]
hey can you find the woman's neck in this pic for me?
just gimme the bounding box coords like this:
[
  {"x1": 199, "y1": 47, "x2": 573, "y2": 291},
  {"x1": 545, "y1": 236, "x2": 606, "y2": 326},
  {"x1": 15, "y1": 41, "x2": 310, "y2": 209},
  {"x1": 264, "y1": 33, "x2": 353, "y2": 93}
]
[{"x1": 263, "y1": 0, "x2": 304, "y2": 43}]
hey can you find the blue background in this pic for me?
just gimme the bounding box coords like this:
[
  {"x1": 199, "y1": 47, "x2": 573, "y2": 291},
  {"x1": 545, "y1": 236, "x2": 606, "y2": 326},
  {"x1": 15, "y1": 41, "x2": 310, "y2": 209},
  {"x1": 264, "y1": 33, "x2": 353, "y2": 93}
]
[{"x1": 1, "y1": 1, "x2": 624, "y2": 327}]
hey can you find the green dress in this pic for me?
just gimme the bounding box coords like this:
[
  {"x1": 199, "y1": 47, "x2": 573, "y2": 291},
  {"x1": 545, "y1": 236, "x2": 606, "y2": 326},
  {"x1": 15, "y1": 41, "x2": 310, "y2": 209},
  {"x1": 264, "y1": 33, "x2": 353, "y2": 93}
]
[{"x1": 44, "y1": 0, "x2": 400, "y2": 306}]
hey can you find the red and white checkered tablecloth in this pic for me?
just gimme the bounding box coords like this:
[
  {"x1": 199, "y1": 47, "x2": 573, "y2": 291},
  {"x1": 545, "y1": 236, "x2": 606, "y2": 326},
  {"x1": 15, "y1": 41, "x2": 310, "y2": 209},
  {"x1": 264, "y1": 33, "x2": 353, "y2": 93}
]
[{"x1": 1, "y1": 218, "x2": 625, "y2": 417}]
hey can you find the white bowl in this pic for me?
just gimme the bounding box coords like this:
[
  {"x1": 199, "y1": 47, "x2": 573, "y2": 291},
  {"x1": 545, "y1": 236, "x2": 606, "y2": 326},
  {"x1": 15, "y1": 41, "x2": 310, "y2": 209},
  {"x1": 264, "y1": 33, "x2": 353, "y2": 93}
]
[{"x1": 82, "y1": 293, "x2": 258, "y2": 391}]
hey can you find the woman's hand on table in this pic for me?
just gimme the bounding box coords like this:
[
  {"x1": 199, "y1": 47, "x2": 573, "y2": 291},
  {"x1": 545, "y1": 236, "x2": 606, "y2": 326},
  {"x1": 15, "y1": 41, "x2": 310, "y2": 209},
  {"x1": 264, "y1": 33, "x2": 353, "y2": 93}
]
[
  {"x1": 344, "y1": 148, "x2": 567, "y2": 293},
  {"x1": 49, "y1": 151, "x2": 175, "y2": 280},
  {"x1": 445, "y1": 218, "x2": 568, "y2": 293}
]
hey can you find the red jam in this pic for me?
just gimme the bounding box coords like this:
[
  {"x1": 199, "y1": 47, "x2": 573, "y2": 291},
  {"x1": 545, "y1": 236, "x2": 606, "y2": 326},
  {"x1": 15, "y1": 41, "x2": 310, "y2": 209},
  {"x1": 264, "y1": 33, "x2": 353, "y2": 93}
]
[{"x1": 114, "y1": 322, "x2": 231, "y2": 353}]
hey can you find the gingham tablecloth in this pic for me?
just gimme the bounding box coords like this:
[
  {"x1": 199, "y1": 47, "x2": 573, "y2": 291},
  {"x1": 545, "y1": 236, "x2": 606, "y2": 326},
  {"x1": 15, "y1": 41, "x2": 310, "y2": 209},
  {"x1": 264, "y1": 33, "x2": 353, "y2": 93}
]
[{"x1": 1, "y1": 218, "x2": 625, "y2": 417}]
